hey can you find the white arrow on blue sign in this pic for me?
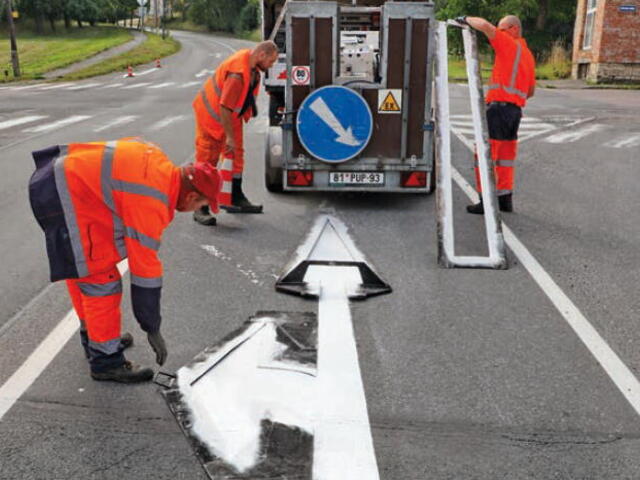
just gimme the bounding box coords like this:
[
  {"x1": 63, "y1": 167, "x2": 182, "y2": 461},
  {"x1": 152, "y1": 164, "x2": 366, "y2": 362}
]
[{"x1": 296, "y1": 85, "x2": 373, "y2": 163}]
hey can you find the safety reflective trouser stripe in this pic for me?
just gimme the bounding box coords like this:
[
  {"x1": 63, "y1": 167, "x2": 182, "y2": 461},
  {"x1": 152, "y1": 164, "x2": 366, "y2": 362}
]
[
  {"x1": 66, "y1": 266, "x2": 124, "y2": 364},
  {"x1": 474, "y1": 139, "x2": 517, "y2": 195},
  {"x1": 53, "y1": 146, "x2": 89, "y2": 278},
  {"x1": 130, "y1": 273, "x2": 162, "y2": 288},
  {"x1": 487, "y1": 43, "x2": 528, "y2": 100}
]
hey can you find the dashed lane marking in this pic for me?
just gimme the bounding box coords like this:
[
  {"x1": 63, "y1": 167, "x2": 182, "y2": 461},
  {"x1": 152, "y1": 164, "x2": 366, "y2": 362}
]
[
  {"x1": 122, "y1": 82, "x2": 152, "y2": 90},
  {"x1": 149, "y1": 114, "x2": 186, "y2": 131},
  {"x1": 179, "y1": 81, "x2": 201, "y2": 88},
  {"x1": 23, "y1": 115, "x2": 92, "y2": 133},
  {"x1": 451, "y1": 128, "x2": 640, "y2": 418},
  {"x1": 37, "y1": 83, "x2": 74, "y2": 90},
  {"x1": 148, "y1": 82, "x2": 175, "y2": 89},
  {"x1": 135, "y1": 67, "x2": 160, "y2": 76},
  {"x1": 0, "y1": 115, "x2": 48, "y2": 131},
  {"x1": 66, "y1": 82, "x2": 103, "y2": 90},
  {"x1": 544, "y1": 123, "x2": 606, "y2": 144},
  {"x1": 93, "y1": 115, "x2": 138, "y2": 132},
  {"x1": 604, "y1": 134, "x2": 640, "y2": 149},
  {"x1": 99, "y1": 82, "x2": 124, "y2": 89}
]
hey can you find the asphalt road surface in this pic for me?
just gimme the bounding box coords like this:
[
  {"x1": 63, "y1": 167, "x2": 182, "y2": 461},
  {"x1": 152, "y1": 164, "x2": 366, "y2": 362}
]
[{"x1": 1, "y1": 29, "x2": 639, "y2": 479}]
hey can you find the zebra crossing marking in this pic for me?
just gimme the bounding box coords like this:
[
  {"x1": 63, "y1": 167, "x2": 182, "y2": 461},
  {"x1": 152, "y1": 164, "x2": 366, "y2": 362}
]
[
  {"x1": 23, "y1": 115, "x2": 92, "y2": 133},
  {"x1": 604, "y1": 134, "x2": 640, "y2": 149},
  {"x1": 93, "y1": 115, "x2": 139, "y2": 133},
  {"x1": 0, "y1": 115, "x2": 48, "y2": 131}
]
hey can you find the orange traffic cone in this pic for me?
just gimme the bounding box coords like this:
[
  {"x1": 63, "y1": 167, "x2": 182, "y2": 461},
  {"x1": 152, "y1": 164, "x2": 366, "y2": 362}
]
[
  {"x1": 156, "y1": 58, "x2": 162, "y2": 68},
  {"x1": 126, "y1": 65, "x2": 135, "y2": 77},
  {"x1": 218, "y1": 155, "x2": 235, "y2": 210}
]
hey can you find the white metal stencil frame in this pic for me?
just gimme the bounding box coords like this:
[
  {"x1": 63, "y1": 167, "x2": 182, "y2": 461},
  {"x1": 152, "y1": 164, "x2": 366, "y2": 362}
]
[{"x1": 434, "y1": 21, "x2": 508, "y2": 269}]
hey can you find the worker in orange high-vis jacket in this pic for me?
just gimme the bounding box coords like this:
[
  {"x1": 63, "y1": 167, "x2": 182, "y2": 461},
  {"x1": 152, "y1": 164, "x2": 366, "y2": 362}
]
[
  {"x1": 192, "y1": 40, "x2": 279, "y2": 226},
  {"x1": 455, "y1": 15, "x2": 536, "y2": 214},
  {"x1": 28, "y1": 139, "x2": 221, "y2": 383}
]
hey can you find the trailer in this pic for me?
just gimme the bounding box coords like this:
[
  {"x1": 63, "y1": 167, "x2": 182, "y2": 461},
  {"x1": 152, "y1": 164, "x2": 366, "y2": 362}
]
[{"x1": 262, "y1": 0, "x2": 436, "y2": 193}]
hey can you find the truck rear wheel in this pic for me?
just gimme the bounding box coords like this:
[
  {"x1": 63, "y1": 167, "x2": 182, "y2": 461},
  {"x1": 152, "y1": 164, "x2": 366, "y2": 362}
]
[{"x1": 265, "y1": 126, "x2": 284, "y2": 193}]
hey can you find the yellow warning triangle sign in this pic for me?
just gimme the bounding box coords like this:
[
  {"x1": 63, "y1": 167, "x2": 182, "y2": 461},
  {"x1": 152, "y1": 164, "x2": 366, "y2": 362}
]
[{"x1": 379, "y1": 91, "x2": 401, "y2": 112}]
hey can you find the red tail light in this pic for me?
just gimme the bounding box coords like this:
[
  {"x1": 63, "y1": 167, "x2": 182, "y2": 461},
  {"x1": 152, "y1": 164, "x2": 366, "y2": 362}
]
[
  {"x1": 287, "y1": 170, "x2": 314, "y2": 187},
  {"x1": 401, "y1": 171, "x2": 427, "y2": 188}
]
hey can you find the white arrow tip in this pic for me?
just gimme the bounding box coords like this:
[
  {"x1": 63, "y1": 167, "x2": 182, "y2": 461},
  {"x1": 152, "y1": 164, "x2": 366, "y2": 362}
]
[{"x1": 336, "y1": 126, "x2": 362, "y2": 147}]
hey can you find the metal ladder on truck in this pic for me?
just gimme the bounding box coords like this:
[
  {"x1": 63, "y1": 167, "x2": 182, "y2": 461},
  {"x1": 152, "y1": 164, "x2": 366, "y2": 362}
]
[{"x1": 434, "y1": 20, "x2": 508, "y2": 270}]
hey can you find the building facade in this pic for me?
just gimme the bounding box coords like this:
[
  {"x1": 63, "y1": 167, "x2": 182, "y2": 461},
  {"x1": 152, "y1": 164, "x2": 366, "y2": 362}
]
[{"x1": 572, "y1": 0, "x2": 640, "y2": 82}]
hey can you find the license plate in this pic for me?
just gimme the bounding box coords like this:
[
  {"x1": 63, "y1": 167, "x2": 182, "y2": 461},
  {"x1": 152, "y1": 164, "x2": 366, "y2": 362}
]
[{"x1": 329, "y1": 172, "x2": 385, "y2": 186}]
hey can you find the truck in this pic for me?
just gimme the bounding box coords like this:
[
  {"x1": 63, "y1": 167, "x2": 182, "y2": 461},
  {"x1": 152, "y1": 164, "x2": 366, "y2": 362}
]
[{"x1": 261, "y1": 0, "x2": 437, "y2": 193}]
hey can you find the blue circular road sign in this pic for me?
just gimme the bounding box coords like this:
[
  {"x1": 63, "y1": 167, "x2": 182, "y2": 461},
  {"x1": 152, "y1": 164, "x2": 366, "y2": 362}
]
[{"x1": 296, "y1": 85, "x2": 373, "y2": 163}]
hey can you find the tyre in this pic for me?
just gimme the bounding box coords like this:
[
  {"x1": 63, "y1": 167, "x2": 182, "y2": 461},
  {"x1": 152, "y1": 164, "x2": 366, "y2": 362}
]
[{"x1": 265, "y1": 126, "x2": 284, "y2": 193}]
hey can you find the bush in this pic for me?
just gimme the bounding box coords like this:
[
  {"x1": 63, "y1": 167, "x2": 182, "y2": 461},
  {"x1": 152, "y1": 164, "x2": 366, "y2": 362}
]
[
  {"x1": 547, "y1": 39, "x2": 571, "y2": 79},
  {"x1": 234, "y1": 0, "x2": 259, "y2": 34}
]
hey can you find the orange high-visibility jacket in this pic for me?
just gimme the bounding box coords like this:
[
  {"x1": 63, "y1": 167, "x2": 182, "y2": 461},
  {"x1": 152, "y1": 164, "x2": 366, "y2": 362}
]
[
  {"x1": 28, "y1": 139, "x2": 180, "y2": 333},
  {"x1": 487, "y1": 30, "x2": 536, "y2": 107},
  {"x1": 193, "y1": 49, "x2": 261, "y2": 139}
]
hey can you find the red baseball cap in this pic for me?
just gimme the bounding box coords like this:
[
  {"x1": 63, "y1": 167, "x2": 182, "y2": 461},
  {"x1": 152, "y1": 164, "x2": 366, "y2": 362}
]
[{"x1": 185, "y1": 162, "x2": 221, "y2": 213}]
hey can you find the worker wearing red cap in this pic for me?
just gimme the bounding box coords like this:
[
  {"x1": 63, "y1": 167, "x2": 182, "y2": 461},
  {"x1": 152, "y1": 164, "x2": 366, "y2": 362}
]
[
  {"x1": 192, "y1": 40, "x2": 279, "y2": 226},
  {"x1": 28, "y1": 138, "x2": 221, "y2": 383}
]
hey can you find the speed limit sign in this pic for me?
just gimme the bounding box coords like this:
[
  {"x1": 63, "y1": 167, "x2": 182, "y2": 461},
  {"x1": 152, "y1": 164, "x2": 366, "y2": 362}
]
[{"x1": 291, "y1": 66, "x2": 311, "y2": 86}]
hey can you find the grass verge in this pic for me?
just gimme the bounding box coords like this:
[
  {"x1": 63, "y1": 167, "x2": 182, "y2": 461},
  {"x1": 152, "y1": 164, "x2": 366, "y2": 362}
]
[
  {"x1": 0, "y1": 26, "x2": 132, "y2": 83},
  {"x1": 60, "y1": 32, "x2": 180, "y2": 81}
]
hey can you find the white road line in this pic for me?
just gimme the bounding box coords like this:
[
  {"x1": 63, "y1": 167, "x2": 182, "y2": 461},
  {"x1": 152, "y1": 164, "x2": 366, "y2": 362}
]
[
  {"x1": 0, "y1": 310, "x2": 78, "y2": 420},
  {"x1": 38, "y1": 83, "x2": 74, "y2": 90},
  {"x1": 148, "y1": 82, "x2": 175, "y2": 89},
  {"x1": 195, "y1": 69, "x2": 209, "y2": 78},
  {"x1": 136, "y1": 68, "x2": 158, "y2": 76},
  {"x1": 66, "y1": 82, "x2": 103, "y2": 90},
  {"x1": 451, "y1": 129, "x2": 640, "y2": 418},
  {"x1": 604, "y1": 134, "x2": 640, "y2": 149},
  {"x1": 11, "y1": 84, "x2": 47, "y2": 91},
  {"x1": 23, "y1": 115, "x2": 92, "y2": 133},
  {"x1": 149, "y1": 115, "x2": 186, "y2": 130},
  {"x1": 207, "y1": 38, "x2": 237, "y2": 53},
  {"x1": 544, "y1": 123, "x2": 606, "y2": 144},
  {"x1": 0, "y1": 115, "x2": 48, "y2": 131},
  {"x1": 179, "y1": 81, "x2": 201, "y2": 88},
  {"x1": 93, "y1": 115, "x2": 138, "y2": 132},
  {"x1": 0, "y1": 262, "x2": 128, "y2": 421},
  {"x1": 100, "y1": 82, "x2": 124, "y2": 89},
  {"x1": 122, "y1": 82, "x2": 152, "y2": 89}
]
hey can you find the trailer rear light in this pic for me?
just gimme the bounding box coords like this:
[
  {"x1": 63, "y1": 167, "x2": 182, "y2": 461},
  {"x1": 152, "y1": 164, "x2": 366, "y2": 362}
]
[
  {"x1": 287, "y1": 170, "x2": 314, "y2": 187},
  {"x1": 401, "y1": 171, "x2": 427, "y2": 188}
]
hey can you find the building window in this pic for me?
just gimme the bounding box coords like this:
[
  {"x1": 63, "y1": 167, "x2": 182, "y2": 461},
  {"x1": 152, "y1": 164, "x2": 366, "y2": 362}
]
[{"x1": 583, "y1": 0, "x2": 598, "y2": 49}]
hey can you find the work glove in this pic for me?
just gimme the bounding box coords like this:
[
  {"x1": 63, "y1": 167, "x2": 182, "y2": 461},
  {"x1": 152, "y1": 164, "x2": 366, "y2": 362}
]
[
  {"x1": 453, "y1": 16, "x2": 468, "y2": 26},
  {"x1": 147, "y1": 331, "x2": 167, "y2": 366}
]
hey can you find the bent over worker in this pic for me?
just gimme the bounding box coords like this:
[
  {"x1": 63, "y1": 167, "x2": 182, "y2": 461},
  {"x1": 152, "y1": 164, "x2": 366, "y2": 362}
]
[
  {"x1": 28, "y1": 139, "x2": 221, "y2": 383},
  {"x1": 455, "y1": 15, "x2": 536, "y2": 214},
  {"x1": 192, "y1": 40, "x2": 279, "y2": 226}
]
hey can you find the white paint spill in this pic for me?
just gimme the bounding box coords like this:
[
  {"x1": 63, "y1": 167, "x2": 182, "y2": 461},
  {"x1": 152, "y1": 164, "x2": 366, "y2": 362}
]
[
  {"x1": 200, "y1": 245, "x2": 265, "y2": 285},
  {"x1": 544, "y1": 123, "x2": 606, "y2": 144},
  {"x1": 177, "y1": 320, "x2": 315, "y2": 473}
]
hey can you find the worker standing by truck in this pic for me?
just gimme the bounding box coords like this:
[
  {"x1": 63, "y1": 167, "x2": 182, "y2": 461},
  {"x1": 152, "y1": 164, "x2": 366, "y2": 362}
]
[
  {"x1": 455, "y1": 15, "x2": 536, "y2": 214},
  {"x1": 28, "y1": 139, "x2": 221, "y2": 383},
  {"x1": 192, "y1": 41, "x2": 279, "y2": 226}
]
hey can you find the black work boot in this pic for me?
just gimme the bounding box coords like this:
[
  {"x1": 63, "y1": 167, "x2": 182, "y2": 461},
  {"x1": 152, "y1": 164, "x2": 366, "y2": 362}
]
[
  {"x1": 91, "y1": 361, "x2": 154, "y2": 384},
  {"x1": 466, "y1": 201, "x2": 484, "y2": 215},
  {"x1": 193, "y1": 205, "x2": 217, "y2": 226},
  {"x1": 498, "y1": 194, "x2": 513, "y2": 212},
  {"x1": 223, "y1": 177, "x2": 263, "y2": 214}
]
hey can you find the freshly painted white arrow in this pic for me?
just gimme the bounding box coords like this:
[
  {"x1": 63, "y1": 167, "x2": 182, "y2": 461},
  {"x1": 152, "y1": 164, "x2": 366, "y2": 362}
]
[
  {"x1": 175, "y1": 215, "x2": 380, "y2": 479},
  {"x1": 309, "y1": 97, "x2": 362, "y2": 146}
]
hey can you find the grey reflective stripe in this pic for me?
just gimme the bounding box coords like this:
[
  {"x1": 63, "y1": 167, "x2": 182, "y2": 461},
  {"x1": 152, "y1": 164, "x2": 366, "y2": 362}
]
[
  {"x1": 495, "y1": 159, "x2": 515, "y2": 166},
  {"x1": 213, "y1": 79, "x2": 222, "y2": 97},
  {"x1": 509, "y1": 43, "x2": 522, "y2": 90},
  {"x1": 78, "y1": 279, "x2": 122, "y2": 297},
  {"x1": 221, "y1": 182, "x2": 232, "y2": 194},
  {"x1": 131, "y1": 274, "x2": 163, "y2": 288},
  {"x1": 212, "y1": 76, "x2": 241, "y2": 113},
  {"x1": 200, "y1": 89, "x2": 222, "y2": 122},
  {"x1": 497, "y1": 189, "x2": 513, "y2": 195},
  {"x1": 487, "y1": 84, "x2": 528, "y2": 99},
  {"x1": 53, "y1": 146, "x2": 89, "y2": 278},
  {"x1": 100, "y1": 141, "x2": 127, "y2": 258},
  {"x1": 112, "y1": 179, "x2": 169, "y2": 207},
  {"x1": 125, "y1": 226, "x2": 161, "y2": 251},
  {"x1": 89, "y1": 338, "x2": 121, "y2": 355}
]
